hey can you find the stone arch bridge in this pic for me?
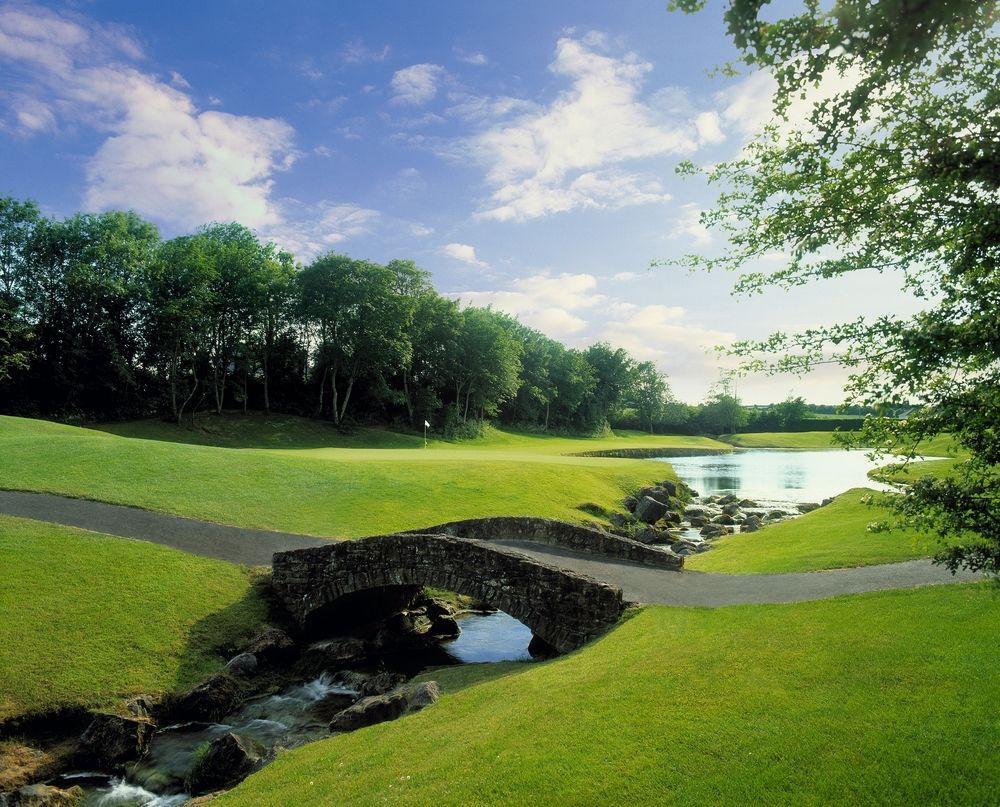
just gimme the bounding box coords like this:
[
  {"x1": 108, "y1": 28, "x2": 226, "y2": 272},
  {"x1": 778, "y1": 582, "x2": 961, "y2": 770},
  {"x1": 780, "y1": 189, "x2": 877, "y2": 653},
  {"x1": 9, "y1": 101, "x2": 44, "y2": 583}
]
[{"x1": 271, "y1": 533, "x2": 626, "y2": 654}]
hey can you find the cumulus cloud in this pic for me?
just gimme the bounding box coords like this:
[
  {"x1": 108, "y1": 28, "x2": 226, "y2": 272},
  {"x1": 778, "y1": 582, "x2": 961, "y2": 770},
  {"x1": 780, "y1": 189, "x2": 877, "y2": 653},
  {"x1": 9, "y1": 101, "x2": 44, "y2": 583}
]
[
  {"x1": 600, "y1": 303, "x2": 735, "y2": 399},
  {"x1": 0, "y1": 2, "x2": 383, "y2": 258},
  {"x1": 0, "y1": 3, "x2": 297, "y2": 230},
  {"x1": 390, "y1": 63, "x2": 446, "y2": 105},
  {"x1": 342, "y1": 39, "x2": 390, "y2": 65},
  {"x1": 440, "y1": 242, "x2": 488, "y2": 269},
  {"x1": 466, "y1": 32, "x2": 700, "y2": 222},
  {"x1": 450, "y1": 272, "x2": 604, "y2": 339}
]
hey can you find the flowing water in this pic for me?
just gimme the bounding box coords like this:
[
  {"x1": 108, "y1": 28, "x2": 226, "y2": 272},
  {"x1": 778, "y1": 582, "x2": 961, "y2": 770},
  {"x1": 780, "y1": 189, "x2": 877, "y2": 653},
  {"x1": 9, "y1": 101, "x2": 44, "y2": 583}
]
[{"x1": 55, "y1": 612, "x2": 530, "y2": 805}]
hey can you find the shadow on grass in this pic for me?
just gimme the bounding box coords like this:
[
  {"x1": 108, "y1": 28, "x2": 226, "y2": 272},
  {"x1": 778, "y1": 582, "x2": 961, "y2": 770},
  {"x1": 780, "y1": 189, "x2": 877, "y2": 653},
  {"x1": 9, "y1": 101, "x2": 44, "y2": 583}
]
[
  {"x1": 170, "y1": 575, "x2": 273, "y2": 695},
  {"x1": 87, "y1": 412, "x2": 426, "y2": 451}
]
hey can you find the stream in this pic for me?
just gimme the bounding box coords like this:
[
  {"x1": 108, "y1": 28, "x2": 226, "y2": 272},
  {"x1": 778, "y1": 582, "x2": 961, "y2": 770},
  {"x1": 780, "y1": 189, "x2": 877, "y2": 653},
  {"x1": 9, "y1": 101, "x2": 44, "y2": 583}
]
[{"x1": 51, "y1": 611, "x2": 532, "y2": 806}]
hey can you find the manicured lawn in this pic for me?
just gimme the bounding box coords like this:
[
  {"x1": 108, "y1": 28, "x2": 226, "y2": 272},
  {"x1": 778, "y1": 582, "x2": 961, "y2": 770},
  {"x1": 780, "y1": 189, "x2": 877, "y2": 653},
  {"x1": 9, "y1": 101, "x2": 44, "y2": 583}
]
[
  {"x1": 720, "y1": 430, "x2": 847, "y2": 449},
  {"x1": 219, "y1": 584, "x2": 1000, "y2": 806},
  {"x1": 0, "y1": 515, "x2": 267, "y2": 721},
  {"x1": 0, "y1": 415, "x2": 727, "y2": 537},
  {"x1": 686, "y1": 488, "x2": 935, "y2": 573}
]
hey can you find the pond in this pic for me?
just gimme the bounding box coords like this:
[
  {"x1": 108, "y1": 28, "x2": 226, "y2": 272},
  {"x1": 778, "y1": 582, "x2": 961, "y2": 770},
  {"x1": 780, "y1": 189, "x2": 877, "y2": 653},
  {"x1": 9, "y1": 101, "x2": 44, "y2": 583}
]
[
  {"x1": 657, "y1": 448, "x2": 898, "y2": 504},
  {"x1": 442, "y1": 611, "x2": 532, "y2": 664}
]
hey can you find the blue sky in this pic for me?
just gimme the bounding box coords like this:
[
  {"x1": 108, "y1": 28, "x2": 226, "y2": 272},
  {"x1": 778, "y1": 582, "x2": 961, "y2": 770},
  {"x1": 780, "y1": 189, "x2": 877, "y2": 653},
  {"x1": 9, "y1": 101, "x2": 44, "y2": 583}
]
[{"x1": 0, "y1": 0, "x2": 916, "y2": 403}]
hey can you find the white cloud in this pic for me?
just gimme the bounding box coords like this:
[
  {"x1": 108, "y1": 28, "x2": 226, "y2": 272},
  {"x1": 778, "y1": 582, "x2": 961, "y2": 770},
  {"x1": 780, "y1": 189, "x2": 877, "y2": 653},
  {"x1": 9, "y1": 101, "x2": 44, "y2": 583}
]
[
  {"x1": 390, "y1": 63, "x2": 445, "y2": 105},
  {"x1": 466, "y1": 32, "x2": 699, "y2": 222},
  {"x1": 455, "y1": 49, "x2": 487, "y2": 65},
  {"x1": 451, "y1": 272, "x2": 604, "y2": 339},
  {"x1": 445, "y1": 92, "x2": 537, "y2": 122},
  {"x1": 600, "y1": 303, "x2": 735, "y2": 399},
  {"x1": 408, "y1": 222, "x2": 434, "y2": 237},
  {"x1": 440, "y1": 242, "x2": 488, "y2": 269},
  {"x1": 0, "y1": 3, "x2": 297, "y2": 231},
  {"x1": 612, "y1": 271, "x2": 640, "y2": 281},
  {"x1": 669, "y1": 203, "x2": 713, "y2": 246},
  {"x1": 695, "y1": 110, "x2": 724, "y2": 145},
  {"x1": 266, "y1": 202, "x2": 380, "y2": 260},
  {"x1": 342, "y1": 39, "x2": 390, "y2": 65},
  {"x1": 168, "y1": 69, "x2": 190, "y2": 89}
]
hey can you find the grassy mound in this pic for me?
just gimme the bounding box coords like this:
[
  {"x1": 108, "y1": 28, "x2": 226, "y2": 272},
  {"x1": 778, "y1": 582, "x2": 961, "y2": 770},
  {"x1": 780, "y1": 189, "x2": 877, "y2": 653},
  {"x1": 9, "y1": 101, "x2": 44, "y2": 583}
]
[
  {"x1": 720, "y1": 430, "x2": 847, "y2": 449},
  {"x1": 219, "y1": 584, "x2": 1000, "y2": 806},
  {"x1": 687, "y1": 488, "x2": 934, "y2": 573},
  {"x1": 0, "y1": 415, "x2": 727, "y2": 537},
  {"x1": 0, "y1": 515, "x2": 267, "y2": 721}
]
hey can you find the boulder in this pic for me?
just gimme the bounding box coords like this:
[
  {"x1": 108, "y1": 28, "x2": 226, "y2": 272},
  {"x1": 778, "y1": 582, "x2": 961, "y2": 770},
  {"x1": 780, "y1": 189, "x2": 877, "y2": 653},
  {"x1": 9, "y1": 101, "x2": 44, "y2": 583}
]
[
  {"x1": 634, "y1": 527, "x2": 671, "y2": 545},
  {"x1": 684, "y1": 507, "x2": 708, "y2": 518},
  {"x1": 712, "y1": 513, "x2": 736, "y2": 525},
  {"x1": 170, "y1": 673, "x2": 243, "y2": 721},
  {"x1": 623, "y1": 496, "x2": 638, "y2": 512},
  {"x1": 634, "y1": 496, "x2": 668, "y2": 524},
  {"x1": 1, "y1": 784, "x2": 84, "y2": 806},
  {"x1": 609, "y1": 512, "x2": 633, "y2": 530},
  {"x1": 243, "y1": 627, "x2": 295, "y2": 665},
  {"x1": 741, "y1": 516, "x2": 763, "y2": 533},
  {"x1": 739, "y1": 498, "x2": 759, "y2": 508},
  {"x1": 427, "y1": 614, "x2": 460, "y2": 638},
  {"x1": 701, "y1": 524, "x2": 732, "y2": 538},
  {"x1": 76, "y1": 713, "x2": 155, "y2": 769},
  {"x1": 329, "y1": 682, "x2": 439, "y2": 732},
  {"x1": 722, "y1": 503, "x2": 742, "y2": 516},
  {"x1": 300, "y1": 637, "x2": 369, "y2": 673},
  {"x1": 224, "y1": 652, "x2": 258, "y2": 677},
  {"x1": 719, "y1": 494, "x2": 740, "y2": 505},
  {"x1": 658, "y1": 480, "x2": 678, "y2": 497},
  {"x1": 185, "y1": 732, "x2": 263, "y2": 795},
  {"x1": 797, "y1": 502, "x2": 821, "y2": 514},
  {"x1": 358, "y1": 671, "x2": 408, "y2": 697},
  {"x1": 688, "y1": 516, "x2": 709, "y2": 528},
  {"x1": 767, "y1": 510, "x2": 787, "y2": 520}
]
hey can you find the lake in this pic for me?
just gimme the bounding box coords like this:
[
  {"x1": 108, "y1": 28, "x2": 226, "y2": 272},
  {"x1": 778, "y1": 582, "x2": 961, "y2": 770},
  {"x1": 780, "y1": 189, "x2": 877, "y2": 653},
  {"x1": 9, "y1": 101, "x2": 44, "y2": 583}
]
[{"x1": 656, "y1": 448, "x2": 897, "y2": 504}]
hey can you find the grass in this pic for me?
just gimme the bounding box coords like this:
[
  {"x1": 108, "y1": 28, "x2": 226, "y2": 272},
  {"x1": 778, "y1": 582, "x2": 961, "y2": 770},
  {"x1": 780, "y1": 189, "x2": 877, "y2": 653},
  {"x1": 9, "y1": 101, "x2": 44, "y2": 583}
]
[
  {"x1": 720, "y1": 431, "x2": 847, "y2": 449},
  {"x1": 218, "y1": 584, "x2": 1000, "y2": 806},
  {"x1": 0, "y1": 515, "x2": 268, "y2": 721},
  {"x1": 686, "y1": 488, "x2": 935, "y2": 573},
  {"x1": 0, "y1": 415, "x2": 728, "y2": 537}
]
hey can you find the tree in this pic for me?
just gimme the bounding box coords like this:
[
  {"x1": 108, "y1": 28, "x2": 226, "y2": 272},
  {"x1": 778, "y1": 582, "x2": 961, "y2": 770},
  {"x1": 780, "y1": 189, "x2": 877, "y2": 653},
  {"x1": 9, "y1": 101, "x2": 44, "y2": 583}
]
[
  {"x1": 774, "y1": 396, "x2": 807, "y2": 429},
  {"x1": 0, "y1": 197, "x2": 39, "y2": 385},
  {"x1": 254, "y1": 247, "x2": 297, "y2": 415},
  {"x1": 298, "y1": 254, "x2": 411, "y2": 425},
  {"x1": 629, "y1": 361, "x2": 671, "y2": 433},
  {"x1": 583, "y1": 343, "x2": 637, "y2": 429},
  {"x1": 669, "y1": 2, "x2": 1000, "y2": 571},
  {"x1": 697, "y1": 391, "x2": 748, "y2": 436},
  {"x1": 454, "y1": 307, "x2": 522, "y2": 422}
]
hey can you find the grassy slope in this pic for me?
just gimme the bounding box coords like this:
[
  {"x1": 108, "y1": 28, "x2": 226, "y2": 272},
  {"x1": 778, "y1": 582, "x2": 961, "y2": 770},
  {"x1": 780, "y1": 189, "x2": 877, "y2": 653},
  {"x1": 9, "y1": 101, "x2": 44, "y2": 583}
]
[
  {"x1": 0, "y1": 415, "x2": 727, "y2": 537},
  {"x1": 0, "y1": 515, "x2": 267, "y2": 720},
  {"x1": 721, "y1": 430, "x2": 847, "y2": 449},
  {"x1": 220, "y1": 584, "x2": 1000, "y2": 806},
  {"x1": 686, "y1": 488, "x2": 935, "y2": 573}
]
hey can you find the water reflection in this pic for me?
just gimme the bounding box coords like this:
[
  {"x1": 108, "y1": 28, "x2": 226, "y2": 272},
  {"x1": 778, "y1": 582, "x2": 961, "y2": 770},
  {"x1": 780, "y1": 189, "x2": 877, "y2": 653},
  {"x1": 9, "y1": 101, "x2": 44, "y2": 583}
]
[
  {"x1": 442, "y1": 612, "x2": 532, "y2": 664},
  {"x1": 659, "y1": 449, "x2": 898, "y2": 502}
]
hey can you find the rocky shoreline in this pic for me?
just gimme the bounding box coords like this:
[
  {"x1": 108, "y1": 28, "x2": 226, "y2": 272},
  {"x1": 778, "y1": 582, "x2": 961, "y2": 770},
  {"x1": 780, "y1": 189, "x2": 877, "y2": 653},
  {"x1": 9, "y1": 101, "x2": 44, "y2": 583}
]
[{"x1": 606, "y1": 477, "x2": 827, "y2": 557}]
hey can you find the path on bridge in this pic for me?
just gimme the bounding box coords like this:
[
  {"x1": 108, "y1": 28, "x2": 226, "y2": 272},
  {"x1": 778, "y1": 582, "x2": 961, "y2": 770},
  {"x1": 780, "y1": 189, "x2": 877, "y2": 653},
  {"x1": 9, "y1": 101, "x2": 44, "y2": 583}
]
[{"x1": 0, "y1": 489, "x2": 981, "y2": 605}]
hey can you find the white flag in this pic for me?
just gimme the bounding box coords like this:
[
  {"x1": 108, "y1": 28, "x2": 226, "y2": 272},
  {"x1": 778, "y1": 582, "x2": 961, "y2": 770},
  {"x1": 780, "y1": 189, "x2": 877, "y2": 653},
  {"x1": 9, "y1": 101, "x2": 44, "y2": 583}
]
[{"x1": 424, "y1": 420, "x2": 431, "y2": 428}]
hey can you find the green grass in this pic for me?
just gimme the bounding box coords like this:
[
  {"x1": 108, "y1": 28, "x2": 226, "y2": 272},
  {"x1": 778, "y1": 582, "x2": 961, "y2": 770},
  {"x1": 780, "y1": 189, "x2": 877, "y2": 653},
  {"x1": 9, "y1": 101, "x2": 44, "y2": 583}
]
[
  {"x1": 720, "y1": 431, "x2": 848, "y2": 449},
  {"x1": 219, "y1": 584, "x2": 1000, "y2": 806},
  {"x1": 686, "y1": 488, "x2": 935, "y2": 573},
  {"x1": 0, "y1": 415, "x2": 727, "y2": 537},
  {"x1": 0, "y1": 515, "x2": 267, "y2": 721}
]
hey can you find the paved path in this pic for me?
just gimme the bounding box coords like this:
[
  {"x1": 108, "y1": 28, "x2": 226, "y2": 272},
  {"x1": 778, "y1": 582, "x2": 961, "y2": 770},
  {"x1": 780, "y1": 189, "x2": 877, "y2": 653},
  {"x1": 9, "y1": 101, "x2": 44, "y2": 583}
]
[
  {"x1": 1, "y1": 489, "x2": 981, "y2": 605},
  {"x1": 0, "y1": 489, "x2": 327, "y2": 566}
]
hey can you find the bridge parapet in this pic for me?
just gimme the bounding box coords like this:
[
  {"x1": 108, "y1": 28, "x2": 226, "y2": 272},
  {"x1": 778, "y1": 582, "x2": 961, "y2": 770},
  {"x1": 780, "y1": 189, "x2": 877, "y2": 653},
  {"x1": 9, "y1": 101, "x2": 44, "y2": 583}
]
[{"x1": 272, "y1": 534, "x2": 626, "y2": 654}]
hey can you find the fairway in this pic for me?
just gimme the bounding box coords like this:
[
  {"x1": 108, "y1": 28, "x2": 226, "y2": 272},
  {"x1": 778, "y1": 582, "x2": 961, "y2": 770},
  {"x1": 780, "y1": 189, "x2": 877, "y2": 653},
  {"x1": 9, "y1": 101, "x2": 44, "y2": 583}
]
[
  {"x1": 217, "y1": 584, "x2": 1000, "y2": 806},
  {"x1": 0, "y1": 515, "x2": 267, "y2": 720},
  {"x1": 687, "y1": 488, "x2": 936, "y2": 573},
  {"x1": 0, "y1": 415, "x2": 727, "y2": 537}
]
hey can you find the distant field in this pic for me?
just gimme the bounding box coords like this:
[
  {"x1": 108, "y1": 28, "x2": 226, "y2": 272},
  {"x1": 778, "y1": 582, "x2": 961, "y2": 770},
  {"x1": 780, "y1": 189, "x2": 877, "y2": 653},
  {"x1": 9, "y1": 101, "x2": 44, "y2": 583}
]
[
  {"x1": 0, "y1": 515, "x2": 266, "y2": 720},
  {"x1": 0, "y1": 415, "x2": 728, "y2": 537},
  {"x1": 687, "y1": 488, "x2": 934, "y2": 573},
  {"x1": 219, "y1": 584, "x2": 1000, "y2": 806},
  {"x1": 721, "y1": 431, "x2": 846, "y2": 449}
]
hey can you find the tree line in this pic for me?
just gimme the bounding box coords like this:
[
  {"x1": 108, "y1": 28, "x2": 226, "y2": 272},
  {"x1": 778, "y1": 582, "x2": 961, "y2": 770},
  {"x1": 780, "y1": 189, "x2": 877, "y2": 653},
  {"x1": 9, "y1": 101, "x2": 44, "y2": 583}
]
[{"x1": 0, "y1": 197, "x2": 682, "y2": 435}]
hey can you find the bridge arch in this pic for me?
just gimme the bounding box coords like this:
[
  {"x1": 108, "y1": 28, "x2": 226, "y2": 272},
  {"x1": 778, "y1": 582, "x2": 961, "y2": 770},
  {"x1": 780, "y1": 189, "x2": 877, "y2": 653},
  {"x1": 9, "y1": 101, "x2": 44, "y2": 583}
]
[{"x1": 271, "y1": 534, "x2": 625, "y2": 653}]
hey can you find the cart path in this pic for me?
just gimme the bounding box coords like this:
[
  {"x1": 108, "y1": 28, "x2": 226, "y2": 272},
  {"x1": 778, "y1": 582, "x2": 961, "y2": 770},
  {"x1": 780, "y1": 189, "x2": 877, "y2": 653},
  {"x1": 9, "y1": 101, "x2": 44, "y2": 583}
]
[{"x1": 0, "y1": 489, "x2": 982, "y2": 604}]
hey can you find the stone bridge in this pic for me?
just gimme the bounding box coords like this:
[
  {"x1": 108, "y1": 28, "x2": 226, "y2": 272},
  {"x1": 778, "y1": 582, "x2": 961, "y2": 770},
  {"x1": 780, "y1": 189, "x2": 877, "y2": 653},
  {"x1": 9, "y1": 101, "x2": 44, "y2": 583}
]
[{"x1": 271, "y1": 533, "x2": 626, "y2": 654}]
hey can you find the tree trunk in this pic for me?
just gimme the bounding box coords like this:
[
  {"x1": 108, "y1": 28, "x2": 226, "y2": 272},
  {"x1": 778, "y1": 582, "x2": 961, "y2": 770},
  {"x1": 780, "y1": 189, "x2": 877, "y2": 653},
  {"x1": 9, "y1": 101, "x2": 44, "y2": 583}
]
[
  {"x1": 262, "y1": 349, "x2": 270, "y2": 415},
  {"x1": 544, "y1": 401, "x2": 550, "y2": 431},
  {"x1": 330, "y1": 360, "x2": 340, "y2": 425},
  {"x1": 463, "y1": 385, "x2": 472, "y2": 422},
  {"x1": 315, "y1": 364, "x2": 328, "y2": 418},
  {"x1": 402, "y1": 370, "x2": 414, "y2": 426},
  {"x1": 338, "y1": 365, "x2": 356, "y2": 424},
  {"x1": 178, "y1": 366, "x2": 199, "y2": 426}
]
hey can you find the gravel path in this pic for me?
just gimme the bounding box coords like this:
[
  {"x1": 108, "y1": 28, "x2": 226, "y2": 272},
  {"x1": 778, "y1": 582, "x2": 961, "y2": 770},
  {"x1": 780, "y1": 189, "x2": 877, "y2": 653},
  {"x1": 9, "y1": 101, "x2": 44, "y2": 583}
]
[{"x1": 1, "y1": 489, "x2": 981, "y2": 604}]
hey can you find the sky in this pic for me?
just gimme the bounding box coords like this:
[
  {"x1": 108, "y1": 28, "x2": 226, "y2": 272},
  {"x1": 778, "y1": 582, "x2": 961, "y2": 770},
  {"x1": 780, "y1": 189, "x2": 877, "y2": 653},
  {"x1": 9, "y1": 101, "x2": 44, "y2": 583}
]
[{"x1": 0, "y1": 0, "x2": 920, "y2": 404}]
